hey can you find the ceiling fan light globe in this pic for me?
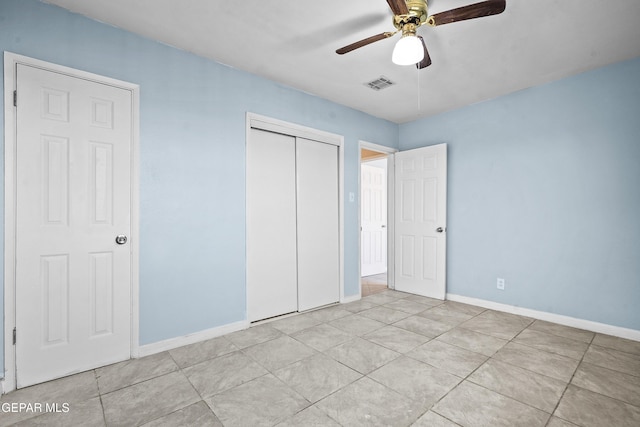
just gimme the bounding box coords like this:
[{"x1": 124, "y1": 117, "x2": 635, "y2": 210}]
[{"x1": 392, "y1": 35, "x2": 424, "y2": 66}]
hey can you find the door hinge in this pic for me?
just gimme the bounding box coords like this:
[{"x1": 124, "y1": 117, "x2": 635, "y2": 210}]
[
  {"x1": 13, "y1": 327, "x2": 17, "y2": 345},
  {"x1": 13, "y1": 90, "x2": 17, "y2": 107}
]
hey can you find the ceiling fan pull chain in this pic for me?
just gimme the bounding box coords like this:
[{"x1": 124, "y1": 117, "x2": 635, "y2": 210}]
[{"x1": 417, "y1": 66, "x2": 421, "y2": 112}]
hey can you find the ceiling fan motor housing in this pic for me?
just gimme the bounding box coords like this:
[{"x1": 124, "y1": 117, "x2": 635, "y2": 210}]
[{"x1": 393, "y1": 0, "x2": 428, "y2": 29}]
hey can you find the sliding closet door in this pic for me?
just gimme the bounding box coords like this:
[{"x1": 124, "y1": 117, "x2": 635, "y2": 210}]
[
  {"x1": 247, "y1": 129, "x2": 298, "y2": 322},
  {"x1": 296, "y1": 138, "x2": 340, "y2": 311}
]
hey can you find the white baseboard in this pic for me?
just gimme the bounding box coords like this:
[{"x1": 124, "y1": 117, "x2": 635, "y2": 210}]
[
  {"x1": 341, "y1": 294, "x2": 361, "y2": 304},
  {"x1": 136, "y1": 320, "x2": 249, "y2": 358},
  {"x1": 447, "y1": 293, "x2": 640, "y2": 342}
]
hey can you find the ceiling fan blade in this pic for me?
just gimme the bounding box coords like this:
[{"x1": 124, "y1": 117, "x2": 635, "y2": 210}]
[
  {"x1": 416, "y1": 36, "x2": 432, "y2": 69},
  {"x1": 336, "y1": 32, "x2": 395, "y2": 55},
  {"x1": 428, "y1": 0, "x2": 506, "y2": 26},
  {"x1": 386, "y1": 0, "x2": 409, "y2": 16}
]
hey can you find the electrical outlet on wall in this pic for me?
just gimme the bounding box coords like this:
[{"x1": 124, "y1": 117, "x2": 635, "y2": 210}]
[{"x1": 497, "y1": 278, "x2": 505, "y2": 290}]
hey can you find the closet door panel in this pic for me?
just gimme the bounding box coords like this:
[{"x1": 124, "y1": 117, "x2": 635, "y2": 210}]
[
  {"x1": 296, "y1": 138, "x2": 340, "y2": 311},
  {"x1": 247, "y1": 129, "x2": 298, "y2": 322}
]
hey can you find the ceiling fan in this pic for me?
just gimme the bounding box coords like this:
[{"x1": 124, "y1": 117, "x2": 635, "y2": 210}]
[{"x1": 336, "y1": 0, "x2": 506, "y2": 68}]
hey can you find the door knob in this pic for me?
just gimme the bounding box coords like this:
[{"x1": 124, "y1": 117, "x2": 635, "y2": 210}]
[
  {"x1": 436, "y1": 227, "x2": 444, "y2": 233},
  {"x1": 381, "y1": 225, "x2": 386, "y2": 228},
  {"x1": 115, "y1": 235, "x2": 128, "y2": 245}
]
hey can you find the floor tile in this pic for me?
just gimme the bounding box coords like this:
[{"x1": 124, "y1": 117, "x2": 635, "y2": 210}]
[
  {"x1": 169, "y1": 336, "x2": 238, "y2": 369},
  {"x1": 96, "y1": 352, "x2": 178, "y2": 394},
  {"x1": 459, "y1": 310, "x2": 532, "y2": 340},
  {"x1": 362, "y1": 292, "x2": 399, "y2": 305},
  {"x1": 359, "y1": 306, "x2": 411, "y2": 324},
  {"x1": 12, "y1": 397, "x2": 105, "y2": 427},
  {"x1": 417, "y1": 306, "x2": 475, "y2": 326},
  {"x1": 0, "y1": 371, "x2": 99, "y2": 426},
  {"x1": 408, "y1": 340, "x2": 487, "y2": 377},
  {"x1": 592, "y1": 334, "x2": 640, "y2": 356},
  {"x1": 142, "y1": 401, "x2": 222, "y2": 427},
  {"x1": 440, "y1": 301, "x2": 486, "y2": 316},
  {"x1": 571, "y1": 362, "x2": 640, "y2": 406},
  {"x1": 527, "y1": 320, "x2": 595, "y2": 343},
  {"x1": 325, "y1": 337, "x2": 400, "y2": 375},
  {"x1": 403, "y1": 294, "x2": 445, "y2": 307},
  {"x1": 513, "y1": 329, "x2": 589, "y2": 360},
  {"x1": 379, "y1": 290, "x2": 410, "y2": 299},
  {"x1": 468, "y1": 359, "x2": 567, "y2": 412},
  {"x1": 0, "y1": 371, "x2": 98, "y2": 405},
  {"x1": 275, "y1": 405, "x2": 341, "y2": 427},
  {"x1": 546, "y1": 417, "x2": 580, "y2": 427},
  {"x1": 363, "y1": 325, "x2": 431, "y2": 353},
  {"x1": 101, "y1": 371, "x2": 200, "y2": 427},
  {"x1": 432, "y1": 381, "x2": 549, "y2": 427},
  {"x1": 267, "y1": 313, "x2": 322, "y2": 335},
  {"x1": 225, "y1": 324, "x2": 282, "y2": 349},
  {"x1": 328, "y1": 313, "x2": 386, "y2": 336},
  {"x1": 369, "y1": 356, "x2": 461, "y2": 409},
  {"x1": 315, "y1": 377, "x2": 420, "y2": 426},
  {"x1": 384, "y1": 299, "x2": 432, "y2": 314},
  {"x1": 583, "y1": 344, "x2": 640, "y2": 377},
  {"x1": 555, "y1": 384, "x2": 640, "y2": 427},
  {"x1": 492, "y1": 341, "x2": 579, "y2": 382},
  {"x1": 274, "y1": 353, "x2": 361, "y2": 402},
  {"x1": 183, "y1": 351, "x2": 267, "y2": 398},
  {"x1": 306, "y1": 305, "x2": 352, "y2": 322},
  {"x1": 6, "y1": 295, "x2": 639, "y2": 427},
  {"x1": 206, "y1": 374, "x2": 309, "y2": 427},
  {"x1": 243, "y1": 335, "x2": 316, "y2": 372},
  {"x1": 412, "y1": 411, "x2": 461, "y2": 427},
  {"x1": 291, "y1": 323, "x2": 352, "y2": 351},
  {"x1": 342, "y1": 299, "x2": 378, "y2": 313},
  {"x1": 436, "y1": 327, "x2": 507, "y2": 356},
  {"x1": 393, "y1": 315, "x2": 453, "y2": 338}
]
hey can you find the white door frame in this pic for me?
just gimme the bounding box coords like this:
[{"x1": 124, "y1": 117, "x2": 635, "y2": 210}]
[
  {"x1": 3, "y1": 52, "x2": 141, "y2": 393},
  {"x1": 245, "y1": 112, "x2": 345, "y2": 311},
  {"x1": 358, "y1": 141, "x2": 398, "y2": 294}
]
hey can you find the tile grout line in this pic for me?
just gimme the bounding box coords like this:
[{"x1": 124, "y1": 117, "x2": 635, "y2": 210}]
[
  {"x1": 165, "y1": 350, "x2": 220, "y2": 425},
  {"x1": 543, "y1": 331, "x2": 596, "y2": 426},
  {"x1": 93, "y1": 369, "x2": 109, "y2": 427}
]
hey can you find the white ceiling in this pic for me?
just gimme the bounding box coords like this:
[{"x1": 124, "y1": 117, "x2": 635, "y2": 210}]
[{"x1": 43, "y1": 0, "x2": 640, "y2": 124}]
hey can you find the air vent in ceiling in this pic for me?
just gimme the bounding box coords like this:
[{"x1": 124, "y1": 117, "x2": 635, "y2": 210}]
[{"x1": 365, "y1": 76, "x2": 394, "y2": 91}]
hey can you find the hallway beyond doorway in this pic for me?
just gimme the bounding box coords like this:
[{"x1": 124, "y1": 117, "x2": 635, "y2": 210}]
[{"x1": 361, "y1": 273, "x2": 388, "y2": 297}]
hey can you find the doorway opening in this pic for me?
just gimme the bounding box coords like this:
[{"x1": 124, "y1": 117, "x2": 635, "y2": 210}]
[{"x1": 360, "y1": 145, "x2": 393, "y2": 297}]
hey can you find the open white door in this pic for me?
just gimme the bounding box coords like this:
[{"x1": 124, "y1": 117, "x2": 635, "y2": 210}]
[
  {"x1": 394, "y1": 144, "x2": 447, "y2": 299},
  {"x1": 361, "y1": 161, "x2": 387, "y2": 277}
]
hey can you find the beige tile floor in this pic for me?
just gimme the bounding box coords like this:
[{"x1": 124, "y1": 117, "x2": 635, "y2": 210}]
[{"x1": 2, "y1": 290, "x2": 640, "y2": 426}]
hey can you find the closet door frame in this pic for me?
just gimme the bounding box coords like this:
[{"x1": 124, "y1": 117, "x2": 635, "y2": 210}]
[{"x1": 245, "y1": 113, "x2": 345, "y2": 319}]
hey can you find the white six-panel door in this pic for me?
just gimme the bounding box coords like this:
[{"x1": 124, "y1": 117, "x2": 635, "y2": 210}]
[
  {"x1": 394, "y1": 144, "x2": 447, "y2": 299},
  {"x1": 361, "y1": 162, "x2": 387, "y2": 277},
  {"x1": 15, "y1": 64, "x2": 132, "y2": 387}
]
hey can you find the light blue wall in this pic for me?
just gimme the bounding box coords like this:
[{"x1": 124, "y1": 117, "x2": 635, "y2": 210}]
[
  {"x1": 0, "y1": 0, "x2": 399, "y2": 374},
  {"x1": 400, "y1": 57, "x2": 640, "y2": 330}
]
